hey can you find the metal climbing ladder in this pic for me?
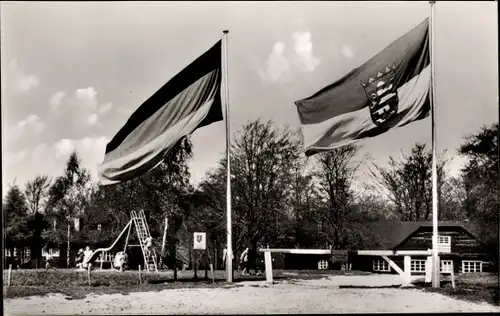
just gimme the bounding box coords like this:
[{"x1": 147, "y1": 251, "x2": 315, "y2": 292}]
[{"x1": 131, "y1": 210, "x2": 158, "y2": 272}]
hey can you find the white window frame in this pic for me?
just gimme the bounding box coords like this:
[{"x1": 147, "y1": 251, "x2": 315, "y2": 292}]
[
  {"x1": 462, "y1": 260, "x2": 483, "y2": 273},
  {"x1": 318, "y1": 260, "x2": 328, "y2": 270},
  {"x1": 43, "y1": 247, "x2": 60, "y2": 257},
  {"x1": 373, "y1": 259, "x2": 390, "y2": 272},
  {"x1": 13, "y1": 247, "x2": 18, "y2": 257},
  {"x1": 411, "y1": 259, "x2": 426, "y2": 273},
  {"x1": 437, "y1": 235, "x2": 451, "y2": 253},
  {"x1": 438, "y1": 236, "x2": 451, "y2": 245},
  {"x1": 50, "y1": 248, "x2": 60, "y2": 257},
  {"x1": 23, "y1": 248, "x2": 31, "y2": 258},
  {"x1": 440, "y1": 260, "x2": 453, "y2": 273}
]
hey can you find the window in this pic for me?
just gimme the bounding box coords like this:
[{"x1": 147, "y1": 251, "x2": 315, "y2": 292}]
[
  {"x1": 13, "y1": 247, "x2": 18, "y2": 257},
  {"x1": 462, "y1": 260, "x2": 482, "y2": 273},
  {"x1": 44, "y1": 248, "x2": 60, "y2": 257},
  {"x1": 318, "y1": 260, "x2": 328, "y2": 270},
  {"x1": 411, "y1": 259, "x2": 426, "y2": 273},
  {"x1": 438, "y1": 236, "x2": 450, "y2": 244},
  {"x1": 373, "y1": 260, "x2": 390, "y2": 272},
  {"x1": 23, "y1": 248, "x2": 31, "y2": 258},
  {"x1": 98, "y1": 224, "x2": 102, "y2": 231},
  {"x1": 438, "y1": 235, "x2": 451, "y2": 253},
  {"x1": 440, "y1": 260, "x2": 453, "y2": 273}
]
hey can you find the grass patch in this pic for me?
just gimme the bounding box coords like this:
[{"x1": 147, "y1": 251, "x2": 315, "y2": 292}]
[
  {"x1": 412, "y1": 273, "x2": 499, "y2": 306},
  {"x1": 3, "y1": 268, "x2": 364, "y2": 299},
  {"x1": 4, "y1": 282, "x2": 244, "y2": 300}
]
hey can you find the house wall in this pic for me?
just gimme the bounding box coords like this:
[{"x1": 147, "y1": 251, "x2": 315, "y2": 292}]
[
  {"x1": 283, "y1": 254, "x2": 328, "y2": 270},
  {"x1": 349, "y1": 254, "x2": 405, "y2": 273}
]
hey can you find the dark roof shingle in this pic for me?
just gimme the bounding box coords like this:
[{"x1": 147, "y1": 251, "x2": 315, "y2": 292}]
[{"x1": 361, "y1": 220, "x2": 479, "y2": 250}]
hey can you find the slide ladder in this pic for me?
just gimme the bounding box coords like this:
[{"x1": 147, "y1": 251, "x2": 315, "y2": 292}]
[{"x1": 131, "y1": 210, "x2": 158, "y2": 272}]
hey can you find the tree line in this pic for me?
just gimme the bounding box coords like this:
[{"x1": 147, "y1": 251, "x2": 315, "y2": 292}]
[{"x1": 3, "y1": 120, "x2": 498, "y2": 269}]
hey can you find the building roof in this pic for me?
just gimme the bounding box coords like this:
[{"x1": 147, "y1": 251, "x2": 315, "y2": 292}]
[{"x1": 361, "y1": 220, "x2": 479, "y2": 250}]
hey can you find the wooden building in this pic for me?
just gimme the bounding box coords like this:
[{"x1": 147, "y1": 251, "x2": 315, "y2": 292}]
[{"x1": 350, "y1": 220, "x2": 494, "y2": 274}]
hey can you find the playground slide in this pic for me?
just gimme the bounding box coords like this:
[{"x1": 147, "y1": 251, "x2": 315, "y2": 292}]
[{"x1": 84, "y1": 220, "x2": 133, "y2": 264}]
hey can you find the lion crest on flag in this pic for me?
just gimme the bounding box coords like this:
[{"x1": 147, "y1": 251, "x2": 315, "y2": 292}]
[{"x1": 361, "y1": 64, "x2": 399, "y2": 126}]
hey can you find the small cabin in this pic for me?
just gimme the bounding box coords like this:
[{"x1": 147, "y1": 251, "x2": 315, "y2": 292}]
[{"x1": 350, "y1": 220, "x2": 494, "y2": 274}]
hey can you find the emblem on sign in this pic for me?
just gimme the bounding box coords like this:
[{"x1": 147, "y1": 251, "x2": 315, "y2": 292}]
[
  {"x1": 361, "y1": 64, "x2": 399, "y2": 126},
  {"x1": 193, "y1": 232, "x2": 206, "y2": 250}
]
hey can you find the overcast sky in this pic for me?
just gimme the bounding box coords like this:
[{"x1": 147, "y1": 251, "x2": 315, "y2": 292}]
[{"x1": 1, "y1": 1, "x2": 498, "y2": 196}]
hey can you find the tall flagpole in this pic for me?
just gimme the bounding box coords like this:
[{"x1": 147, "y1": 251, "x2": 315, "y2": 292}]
[
  {"x1": 429, "y1": 1, "x2": 440, "y2": 288},
  {"x1": 222, "y1": 30, "x2": 233, "y2": 283}
]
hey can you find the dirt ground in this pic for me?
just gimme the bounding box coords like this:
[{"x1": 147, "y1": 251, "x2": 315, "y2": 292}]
[{"x1": 4, "y1": 274, "x2": 499, "y2": 314}]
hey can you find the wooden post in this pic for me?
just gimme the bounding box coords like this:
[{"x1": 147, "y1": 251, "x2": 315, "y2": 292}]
[
  {"x1": 450, "y1": 261, "x2": 456, "y2": 289},
  {"x1": 214, "y1": 248, "x2": 218, "y2": 271},
  {"x1": 425, "y1": 256, "x2": 432, "y2": 283},
  {"x1": 205, "y1": 248, "x2": 208, "y2": 280},
  {"x1": 264, "y1": 251, "x2": 273, "y2": 283},
  {"x1": 404, "y1": 256, "x2": 411, "y2": 284},
  {"x1": 87, "y1": 264, "x2": 91, "y2": 286},
  {"x1": 138, "y1": 265, "x2": 142, "y2": 284},
  {"x1": 193, "y1": 250, "x2": 198, "y2": 280},
  {"x1": 209, "y1": 263, "x2": 215, "y2": 283},
  {"x1": 8, "y1": 264, "x2": 12, "y2": 286},
  {"x1": 173, "y1": 243, "x2": 177, "y2": 281}
]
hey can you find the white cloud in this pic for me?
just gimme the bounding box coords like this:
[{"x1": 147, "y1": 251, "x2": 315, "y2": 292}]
[
  {"x1": 258, "y1": 41, "x2": 291, "y2": 83},
  {"x1": 52, "y1": 136, "x2": 109, "y2": 180},
  {"x1": 87, "y1": 113, "x2": 99, "y2": 125},
  {"x1": 97, "y1": 102, "x2": 113, "y2": 116},
  {"x1": 292, "y1": 31, "x2": 320, "y2": 72},
  {"x1": 49, "y1": 91, "x2": 67, "y2": 111},
  {"x1": 7, "y1": 59, "x2": 40, "y2": 94},
  {"x1": 49, "y1": 87, "x2": 100, "y2": 112},
  {"x1": 45, "y1": 87, "x2": 114, "y2": 139},
  {"x1": 74, "y1": 87, "x2": 99, "y2": 111},
  {"x1": 341, "y1": 44, "x2": 355, "y2": 59},
  {"x1": 55, "y1": 138, "x2": 75, "y2": 158},
  {"x1": 7, "y1": 114, "x2": 45, "y2": 145},
  {"x1": 3, "y1": 137, "x2": 109, "y2": 195}
]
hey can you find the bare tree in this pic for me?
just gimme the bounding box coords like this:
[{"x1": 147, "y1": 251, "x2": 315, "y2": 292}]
[
  {"x1": 313, "y1": 144, "x2": 365, "y2": 249},
  {"x1": 370, "y1": 143, "x2": 447, "y2": 221},
  {"x1": 202, "y1": 119, "x2": 303, "y2": 270},
  {"x1": 24, "y1": 175, "x2": 51, "y2": 215}
]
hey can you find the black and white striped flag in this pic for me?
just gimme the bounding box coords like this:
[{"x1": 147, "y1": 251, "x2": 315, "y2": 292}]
[{"x1": 98, "y1": 40, "x2": 223, "y2": 185}]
